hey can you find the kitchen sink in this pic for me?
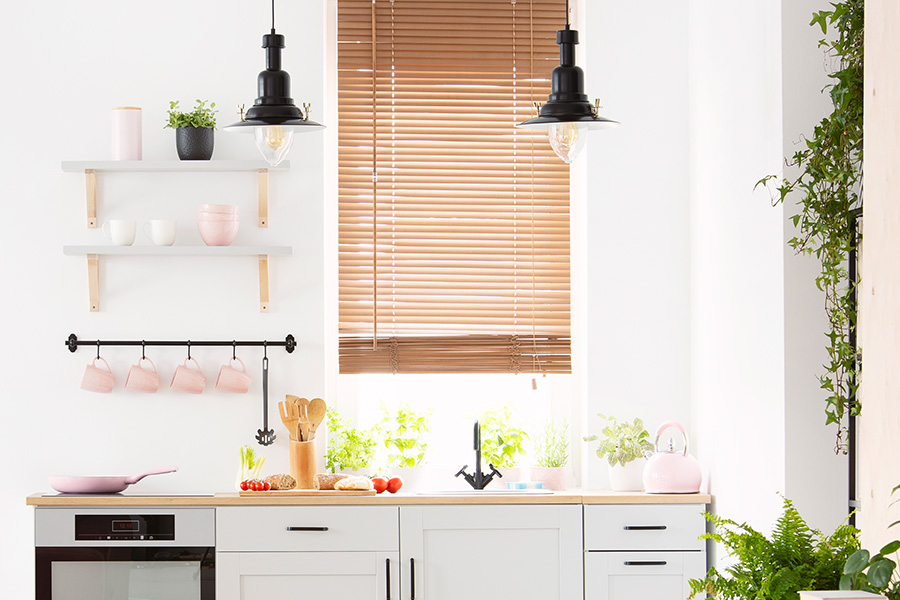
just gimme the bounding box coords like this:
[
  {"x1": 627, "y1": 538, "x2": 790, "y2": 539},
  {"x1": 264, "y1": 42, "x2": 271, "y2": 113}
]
[{"x1": 416, "y1": 489, "x2": 554, "y2": 496}]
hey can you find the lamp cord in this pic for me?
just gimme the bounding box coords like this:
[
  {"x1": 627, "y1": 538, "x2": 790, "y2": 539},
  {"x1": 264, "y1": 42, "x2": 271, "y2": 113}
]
[
  {"x1": 271, "y1": 0, "x2": 275, "y2": 31},
  {"x1": 565, "y1": 0, "x2": 570, "y2": 29}
]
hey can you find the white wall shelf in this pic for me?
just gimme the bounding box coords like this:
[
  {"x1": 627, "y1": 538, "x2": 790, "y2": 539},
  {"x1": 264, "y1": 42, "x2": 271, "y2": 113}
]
[
  {"x1": 61, "y1": 160, "x2": 290, "y2": 228},
  {"x1": 63, "y1": 245, "x2": 293, "y2": 313}
]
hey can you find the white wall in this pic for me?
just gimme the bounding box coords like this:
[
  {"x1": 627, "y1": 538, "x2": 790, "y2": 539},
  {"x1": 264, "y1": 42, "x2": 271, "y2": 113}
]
[
  {"x1": 688, "y1": 0, "x2": 788, "y2": 532},
  {"x1": 580, "y1": 0, "x2": 693, "y2": 489},
  {"x1": 0, "y1": 0, "x2": 326, "y2": 596}
]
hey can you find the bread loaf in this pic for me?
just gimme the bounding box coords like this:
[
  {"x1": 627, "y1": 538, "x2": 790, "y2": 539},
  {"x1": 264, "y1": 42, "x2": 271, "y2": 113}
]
[
  {"x1": 264, "y1": 473, "x2": 297, "y2": 490},
  {"x1": 334, "y1": 475, "x2": 375, "y2": 491},
  {"x1": 314, "y1": 473, "x2": 349, "y2": 490}
]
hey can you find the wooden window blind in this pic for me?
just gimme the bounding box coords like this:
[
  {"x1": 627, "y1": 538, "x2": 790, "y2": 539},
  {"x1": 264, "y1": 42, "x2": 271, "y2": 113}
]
[{"x1": 337, "y1": 0, "x2": 571, "y2": 374}]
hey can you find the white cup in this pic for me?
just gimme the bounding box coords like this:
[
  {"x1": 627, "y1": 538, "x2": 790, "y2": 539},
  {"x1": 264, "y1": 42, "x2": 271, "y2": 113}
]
[
  {"x1": 144, "y1": 220, "x2": 177, "y2": 246},
  {"x1": 102, "y1": 219, "x2": 136, "y2": 246}
]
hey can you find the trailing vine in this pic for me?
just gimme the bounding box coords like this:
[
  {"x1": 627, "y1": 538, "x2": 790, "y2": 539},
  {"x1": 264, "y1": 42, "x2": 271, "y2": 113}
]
[{"x1": 759, "y1": 0, "x2": 863, "y2": 452}]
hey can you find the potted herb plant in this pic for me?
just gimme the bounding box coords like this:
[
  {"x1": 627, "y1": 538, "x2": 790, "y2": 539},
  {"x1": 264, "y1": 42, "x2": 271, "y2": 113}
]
[
  {"x1": 479, "y1": 406, "x2": 528, "y2": 482},
  {"x1": 531, "y1": 417, "x2": 571, "y2": 490},
  {"x1": 376, "y1": 403, "x2": 432, "y2": 490},
  {"x1": 325, "y1": 409, "x2": 377, "y2": 475},
  {"x1": 584, "y1": 414, "x2": 652, "y2": 491},
  {"x1": 165, "y1": 99, "x2": 217, "y2": 160}
]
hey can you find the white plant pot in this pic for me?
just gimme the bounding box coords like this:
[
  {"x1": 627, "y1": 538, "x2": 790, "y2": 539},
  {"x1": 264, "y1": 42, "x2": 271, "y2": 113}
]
[
  {"x1": 608, "y1": 458, "x2": 646, "y2": 491},
  {"x1": 531, "y1": 466, "x2": 573, "y2": 491}
]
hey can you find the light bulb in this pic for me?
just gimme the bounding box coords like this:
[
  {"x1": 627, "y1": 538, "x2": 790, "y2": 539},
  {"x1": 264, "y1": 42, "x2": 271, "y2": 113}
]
[
  {"x1": 548, "y1": 122, "x2": 587, "y2": 164},
  {"x1": 254, "y1": 125, "x2": 295, "y2": 166}
]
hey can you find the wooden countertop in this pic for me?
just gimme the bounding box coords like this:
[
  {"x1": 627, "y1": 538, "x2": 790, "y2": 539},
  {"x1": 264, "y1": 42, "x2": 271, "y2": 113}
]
[{"x1": 27, "y1": 490, "x2": 711, "y2": 507}]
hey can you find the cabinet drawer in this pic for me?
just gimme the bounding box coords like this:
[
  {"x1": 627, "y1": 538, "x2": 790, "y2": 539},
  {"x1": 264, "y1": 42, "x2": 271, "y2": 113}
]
[
  {"x1": 585, "y1": 551, "x2": 705, "y2": 600},
  {"x1": 584, "y1": 504, "x2": 705, "y2": 551},
  {"x1": 217, "y1": 506, "x2": 399, "y2": 552}
]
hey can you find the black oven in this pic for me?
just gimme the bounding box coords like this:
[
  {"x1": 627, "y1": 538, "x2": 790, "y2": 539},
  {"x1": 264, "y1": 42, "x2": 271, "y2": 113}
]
[{"x1": 35, "y1": 507, "x2": 215, "y2": 600}]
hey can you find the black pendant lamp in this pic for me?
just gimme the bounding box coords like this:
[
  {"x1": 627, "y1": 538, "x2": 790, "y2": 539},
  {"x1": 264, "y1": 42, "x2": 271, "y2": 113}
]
[
  {"x1": 224, "y1": 0, "x2": 324, "y2": 166},
  {"x1": 517, "y1": 0, "x2": 618, "y2": 163}
]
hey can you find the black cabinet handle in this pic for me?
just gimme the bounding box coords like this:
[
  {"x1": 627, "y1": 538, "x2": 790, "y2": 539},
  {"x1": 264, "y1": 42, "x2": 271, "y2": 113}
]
[
  {"x1": 410, "y1": 557, "x2": 416, "y2": 600},
  {"x1": 285, "y1": 526, "x2": 329, "y2": 531},
  {"x1": 624, "y1": 561, "x2": 668, "y2": 566},
  {"x1": 386, "y1": 558, "x2": 391, "y2": 600},
  {"x1": 623, "y1": 525, "x2": 667, "y2": 531}
]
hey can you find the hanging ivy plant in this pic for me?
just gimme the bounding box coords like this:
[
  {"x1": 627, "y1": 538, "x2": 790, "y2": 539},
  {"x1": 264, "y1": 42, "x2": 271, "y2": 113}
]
[{"x1": 759, "y1": 0, "x2": 863, "y2": 453}]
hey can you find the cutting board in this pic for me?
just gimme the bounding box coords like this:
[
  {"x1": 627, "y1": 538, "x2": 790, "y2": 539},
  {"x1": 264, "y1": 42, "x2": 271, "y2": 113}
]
[{"x1": 239, "y1": 489, "x2": 376, "y2": 497}]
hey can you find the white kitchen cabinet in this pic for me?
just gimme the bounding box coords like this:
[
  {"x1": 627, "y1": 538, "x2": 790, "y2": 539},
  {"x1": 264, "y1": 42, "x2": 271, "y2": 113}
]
[
  {"x1": 399, "y1": 505, "x2": 584, "y2": 600},
  {"x1": 216, "y1": 506, "x2": 400, "y2": 600},
  {"x1": 584, "y1": 504, "x2": 707, "y2": 600}
]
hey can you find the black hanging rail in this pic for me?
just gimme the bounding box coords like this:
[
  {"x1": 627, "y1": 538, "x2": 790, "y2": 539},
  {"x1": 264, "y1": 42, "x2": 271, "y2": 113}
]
[{"x1": 66, "y1": 333, "x2": 296, "y2": 353}]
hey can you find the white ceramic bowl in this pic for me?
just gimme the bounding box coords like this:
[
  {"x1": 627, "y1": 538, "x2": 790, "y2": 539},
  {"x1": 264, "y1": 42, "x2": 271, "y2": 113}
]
[
  {"x1": 198, "y1": 204, "x2": 239, "y2": 214},
  {"x1": 198, "y1": 220, "x2": 239, "y2": 246}
]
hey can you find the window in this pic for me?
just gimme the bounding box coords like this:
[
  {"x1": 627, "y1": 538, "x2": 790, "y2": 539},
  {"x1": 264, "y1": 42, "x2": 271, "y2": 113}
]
[{"x1": 337, "y1": 0, "x2": 571, "y2": 374}]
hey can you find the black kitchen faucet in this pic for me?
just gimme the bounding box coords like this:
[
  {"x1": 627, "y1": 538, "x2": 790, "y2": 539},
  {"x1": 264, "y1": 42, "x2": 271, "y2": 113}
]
[{"x1": 455, "y1": 421, "x2": 503, "y2": 490}]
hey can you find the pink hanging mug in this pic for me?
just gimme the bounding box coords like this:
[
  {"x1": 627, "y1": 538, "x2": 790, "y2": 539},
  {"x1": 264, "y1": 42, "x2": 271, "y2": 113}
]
[
  {"x1": 216, "y1": 357, "x2": 250, "y2": 393},
  {"x1": 125, "y1": 357, "x2": 160, "y2": 393},
  {"x1": 171, "y1": 357, "x2": 206, "y2": 394},
  {"x1": 81, "y1": 357, "x2": 115, "y2": 393}
]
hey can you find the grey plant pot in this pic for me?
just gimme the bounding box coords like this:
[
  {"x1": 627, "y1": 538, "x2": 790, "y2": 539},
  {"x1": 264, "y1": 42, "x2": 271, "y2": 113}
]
[{"x1": 175, "y1": 126, "x2": 214, "y2": 160}]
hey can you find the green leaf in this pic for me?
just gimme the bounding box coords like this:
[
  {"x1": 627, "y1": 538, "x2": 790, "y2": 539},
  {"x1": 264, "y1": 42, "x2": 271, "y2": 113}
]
[
  {"x1": 845, "y1": 549, "x2": 870, "y2": 575},
  {"x1": 880, "y1": 540, "x2": 900, "y2": 555},
  {"x1": 867, "y1": 559, "x2": 896, "y2": 589}
]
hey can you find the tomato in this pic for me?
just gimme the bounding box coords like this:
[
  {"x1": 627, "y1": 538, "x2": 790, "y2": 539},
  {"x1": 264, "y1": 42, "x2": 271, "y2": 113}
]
[
  {"x1": 240, "y1": 481, "x2": 249, "y2": 491},
  {"x1": 372, "y1": 477, "x2": 389, "y2": 494},
  {"x1": 263, "y1": 481, "x2": 272, "y2": 491},
  {"x1": 386, "y1": 477, "x2": 403, "y2": 494},
  {"x1": 251, "y1": 481, "x2": 260, "y2": 491}
]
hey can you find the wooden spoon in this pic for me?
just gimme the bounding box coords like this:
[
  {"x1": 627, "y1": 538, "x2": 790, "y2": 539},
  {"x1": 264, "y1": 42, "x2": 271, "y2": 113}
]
[{"x1": 307, "y1": 398, "x2": 327, "y2": 440}]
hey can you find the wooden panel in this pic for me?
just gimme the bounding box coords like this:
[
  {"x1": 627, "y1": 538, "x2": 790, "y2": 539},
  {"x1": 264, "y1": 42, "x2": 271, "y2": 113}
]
[{"x1": 84, "y1": 170, "x2": 97, "y2": 228}]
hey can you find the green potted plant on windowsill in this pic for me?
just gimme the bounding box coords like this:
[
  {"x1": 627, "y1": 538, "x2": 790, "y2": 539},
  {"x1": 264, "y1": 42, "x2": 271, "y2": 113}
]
[
  {"x1": 584, "y1": 414, "x2": 652, "y2": 491},
  {"x1": 165, "y1": 99, "x2": 217, "y2": 160},
  {"x1": 376, "y1": 403, "x2": 432, "y2": 491},
  {"x1": 479, "y1": 406, "x2": 529, "y2": 483},
  {"x1": 531, "y1": 417, "x2": 571, "y2": 490},
  {"x1": 325, "y1": 409, "x2": 377, "y2": 476}
]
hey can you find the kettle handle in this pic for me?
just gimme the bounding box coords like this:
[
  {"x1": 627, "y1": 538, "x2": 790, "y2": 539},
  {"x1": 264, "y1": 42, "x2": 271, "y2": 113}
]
[{"x1": 654, "y1": 420, "x2": 689, "y2": 456}]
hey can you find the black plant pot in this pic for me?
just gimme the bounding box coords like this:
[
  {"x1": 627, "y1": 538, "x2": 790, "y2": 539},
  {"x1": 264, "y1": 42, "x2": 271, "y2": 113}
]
[{"x1": 175, "y1": 126, "x2": 214, "y2": 160}]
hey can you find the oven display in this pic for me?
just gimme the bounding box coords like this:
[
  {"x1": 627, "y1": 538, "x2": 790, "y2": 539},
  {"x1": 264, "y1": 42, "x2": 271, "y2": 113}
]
[
  {"x1": 75, "y1": 515, "x2": 175, "y2": 541},
  {"x1": 112, "y1": 519, "x2": 140, "y2": 532}
]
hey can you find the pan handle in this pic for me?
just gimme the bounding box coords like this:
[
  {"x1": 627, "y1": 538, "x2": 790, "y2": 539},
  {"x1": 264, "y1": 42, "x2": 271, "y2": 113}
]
[{"x1": 125, "y1": 466, "x2": 179, "y2": 485}]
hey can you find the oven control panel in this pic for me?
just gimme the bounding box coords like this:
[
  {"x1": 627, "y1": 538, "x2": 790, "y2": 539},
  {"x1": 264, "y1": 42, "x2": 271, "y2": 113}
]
[{"x1": 75, "y1": 514, "x2": 175, "y2": 541}]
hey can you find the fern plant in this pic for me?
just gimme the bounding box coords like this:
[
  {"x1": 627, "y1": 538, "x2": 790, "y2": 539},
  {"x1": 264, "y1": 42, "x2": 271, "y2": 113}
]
[{"x1": 689, "y1": 497, "x2": 859, "y2": 600}]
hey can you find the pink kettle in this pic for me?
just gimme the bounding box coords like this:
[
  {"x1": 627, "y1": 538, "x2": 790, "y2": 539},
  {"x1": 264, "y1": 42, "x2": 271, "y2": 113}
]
[{"x1": 643, "y1": 421, "x2": 702, "y2": 494}]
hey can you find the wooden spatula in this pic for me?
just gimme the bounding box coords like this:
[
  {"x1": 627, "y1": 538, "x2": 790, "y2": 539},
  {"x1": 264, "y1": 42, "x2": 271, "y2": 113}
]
[
  {"x1": 287, "y1": 396, "x2": 310, "y2": 441},
  {"x1": 279, "y1": 399, "x2": 300, "y2": 442},
  {"x1": 307, "y1": 398, "x2": 327, "y2": 440}
]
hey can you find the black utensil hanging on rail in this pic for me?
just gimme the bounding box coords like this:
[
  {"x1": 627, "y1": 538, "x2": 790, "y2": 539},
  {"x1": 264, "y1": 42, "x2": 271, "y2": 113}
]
[{"x1": 256, "y1": 344, "x2": 276, "y2": 446}]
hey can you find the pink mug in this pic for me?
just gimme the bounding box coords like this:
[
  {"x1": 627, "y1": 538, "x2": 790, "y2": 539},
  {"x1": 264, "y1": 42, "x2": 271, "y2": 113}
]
[
  {"x1": 125, "y1": 357, "x2": 160, "y2": 393},
  {"x1": 81, "y1": 357, "x2": 115, "y2": 393},
  {"x1": 171, "y1": 357, "x2": 206, "y2": 394},
  {"x1": 216, "y1": 357, "x2": 250, "y2": 393}
]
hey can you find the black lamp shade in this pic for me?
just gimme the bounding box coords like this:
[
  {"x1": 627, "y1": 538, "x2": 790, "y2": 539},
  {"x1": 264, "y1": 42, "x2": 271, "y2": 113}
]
[
  {"x1": 225, "y1": 30, "x2": 323, "y2": 130},
  {"x1": 518, "y1": 28, "x2": 617, "y2": 130}
]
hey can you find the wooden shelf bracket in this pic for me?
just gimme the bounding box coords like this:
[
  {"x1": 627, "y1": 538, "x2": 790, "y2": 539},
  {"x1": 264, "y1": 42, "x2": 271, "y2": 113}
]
[
  {"x1": 259, "y1": 255, "x2": 270, "y2": 312},
  {"x1": 258, "y1": 169, "x2": 269, "y2": 228},
  {"x1": 87, "y1": 254, "x2": 100, "y2": 311},
  {"x1": 85, "y1": 170, "x2": 97, "y2": 228}
]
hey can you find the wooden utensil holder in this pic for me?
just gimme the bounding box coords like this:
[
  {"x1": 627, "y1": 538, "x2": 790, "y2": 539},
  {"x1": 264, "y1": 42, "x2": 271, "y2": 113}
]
[{"x1": 289, "y1": 439, "x2": 316, "y2": 489}]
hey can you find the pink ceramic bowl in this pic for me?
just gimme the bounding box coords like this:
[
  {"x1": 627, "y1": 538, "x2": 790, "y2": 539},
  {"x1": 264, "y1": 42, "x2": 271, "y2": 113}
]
[
  {"x1": 198, "y1": 220, "x2": 239, "y2": 246},
  {"x1": 198, "y1": 204, "x2": 239, "y2": 214},
  {"x1": 198, "y1": 212, "x2": 240, "y2": 221}
]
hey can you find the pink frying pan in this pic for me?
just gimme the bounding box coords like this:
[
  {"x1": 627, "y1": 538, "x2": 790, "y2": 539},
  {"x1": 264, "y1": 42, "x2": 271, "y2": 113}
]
[{"x1": 49, "y1": 466, "x2": 178, "y2": 494}]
